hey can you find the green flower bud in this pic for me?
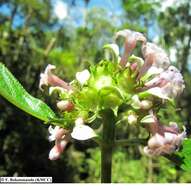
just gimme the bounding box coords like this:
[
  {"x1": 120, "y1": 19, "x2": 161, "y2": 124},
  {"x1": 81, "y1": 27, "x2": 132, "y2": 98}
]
[
  {"x1": 126, "y1": 111, "x2": 138, "y2": 125},
  {"x1": 140, "y1": 100, "x2": 153, "y2": 110}
]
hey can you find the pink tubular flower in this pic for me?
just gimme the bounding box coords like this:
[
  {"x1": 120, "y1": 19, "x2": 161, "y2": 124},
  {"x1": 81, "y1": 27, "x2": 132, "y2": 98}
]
[
  {"x1": 49, "y1": 140, "x2": 68, "y2": 160},
  {"x1": 145, "y1": 66, "x2": 185, "y2": 98},
  {"x1": 39, "y1": 64, "x2": 71, "y2": 91},
  {"x1": 138, "y1": 42, "x2": 170, "y2": 79},
  {"x1": 115, "y1": 29, "x2": 146, "y2": 67},
  {"x1": 48, "y1": 125, "x2": 70, "y2": 160},
  {"x1": 143, "y1": 113, "x2": 186, "y2": 156},
  {"x1": 144, "y1": 130, "x2": 186, "y2": 156}
]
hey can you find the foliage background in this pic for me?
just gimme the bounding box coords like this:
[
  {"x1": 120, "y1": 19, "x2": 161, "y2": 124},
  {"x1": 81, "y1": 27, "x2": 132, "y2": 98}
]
[{"x1": 0, "y1": 0, "x2": 191, "y2": 183}]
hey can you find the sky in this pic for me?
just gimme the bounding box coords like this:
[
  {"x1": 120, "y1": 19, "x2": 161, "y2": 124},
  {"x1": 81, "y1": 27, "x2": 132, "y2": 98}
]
[
  {"x1": 52, "y1": 0, "x2": 124, "y2": 28},
  {"x1": 0, "y1": 0, "x2": 123, "y2": 30}
]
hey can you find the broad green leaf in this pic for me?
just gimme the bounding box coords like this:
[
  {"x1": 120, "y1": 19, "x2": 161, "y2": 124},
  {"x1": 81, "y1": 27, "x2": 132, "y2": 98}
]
[{"x1": 0, "y1": 63, "x2": 56, "y2": 122}]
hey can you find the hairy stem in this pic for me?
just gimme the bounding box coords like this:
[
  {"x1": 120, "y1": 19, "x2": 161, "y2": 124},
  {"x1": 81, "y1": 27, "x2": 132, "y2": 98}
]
[{"x1": 101, "y1": 109, "x2": 115, "y2": 183}]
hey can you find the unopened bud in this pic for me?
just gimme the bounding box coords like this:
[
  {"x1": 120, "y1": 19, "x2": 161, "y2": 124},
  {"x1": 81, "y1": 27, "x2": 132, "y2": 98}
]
[
  {"x1": 57, "y1": 100, "x2": 74, "y2": 112},
  {"x1": 127, "y1": 114, "x2": 138, "y2": 125},
  {"x1": 130, "y1": 62, "x2": 138, "y2": 71},
  {"x1": 140, "y1": 100, "x2": 153, "y2": 109}
]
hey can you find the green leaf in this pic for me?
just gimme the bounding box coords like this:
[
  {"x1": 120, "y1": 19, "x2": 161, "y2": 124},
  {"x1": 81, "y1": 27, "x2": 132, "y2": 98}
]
[{"x1": 0, "y1": 63, "x2": 56, "y2": 122}]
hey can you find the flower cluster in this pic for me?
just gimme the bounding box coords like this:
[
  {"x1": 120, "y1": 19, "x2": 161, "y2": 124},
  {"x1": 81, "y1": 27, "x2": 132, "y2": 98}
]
[{"x1": 39, "y1": 29, "x2": 186, "y2": 159}]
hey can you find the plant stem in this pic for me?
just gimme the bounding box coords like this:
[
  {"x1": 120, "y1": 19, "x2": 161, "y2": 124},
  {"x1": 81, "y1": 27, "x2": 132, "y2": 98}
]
[{"x1": 101, "y1": 109, "x2": 115, "y2": 183}]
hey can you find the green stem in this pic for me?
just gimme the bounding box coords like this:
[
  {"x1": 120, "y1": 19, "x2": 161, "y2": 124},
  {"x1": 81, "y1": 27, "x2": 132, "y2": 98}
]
[{"x1": 101, "y1": 109, "x2": 115, "y2": 183}]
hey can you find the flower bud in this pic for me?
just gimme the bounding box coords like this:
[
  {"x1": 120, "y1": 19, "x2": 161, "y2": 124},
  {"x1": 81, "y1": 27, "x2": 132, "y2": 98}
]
[
  {"x1": 130, "y1": 63, "x2": 138, "y2": 72},
  {"x1": 127, "y1": 113, "x2": 138, "y2": 125},
  {"x1": 140, "y1": 100, "x2": 153, "y2": 109},
  {"x1": 56, "y1": 100, "x2": 74, "y2": 112}
]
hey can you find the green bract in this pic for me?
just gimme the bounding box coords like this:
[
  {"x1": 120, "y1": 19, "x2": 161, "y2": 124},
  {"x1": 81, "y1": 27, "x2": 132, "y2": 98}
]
[{"x1": 64, "y1": 57, "x2": 141, "y2": 121}]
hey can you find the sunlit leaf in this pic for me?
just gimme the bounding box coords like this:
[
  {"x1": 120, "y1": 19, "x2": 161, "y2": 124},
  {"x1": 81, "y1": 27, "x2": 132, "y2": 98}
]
[{"x1": 0, "y1": 63, "x2": 56, "y2": 122}]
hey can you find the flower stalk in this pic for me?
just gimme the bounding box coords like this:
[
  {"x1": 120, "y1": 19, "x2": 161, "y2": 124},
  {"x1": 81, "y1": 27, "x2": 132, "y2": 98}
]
[{"x1": 101, "y1": 109, "x2": 116, "y2": 183}]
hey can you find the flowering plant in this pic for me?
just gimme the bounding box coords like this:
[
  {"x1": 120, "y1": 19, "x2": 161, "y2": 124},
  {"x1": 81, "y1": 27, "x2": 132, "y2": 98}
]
[{"x1": 0, "y1": 29, "x2": 189, "y2": 182}]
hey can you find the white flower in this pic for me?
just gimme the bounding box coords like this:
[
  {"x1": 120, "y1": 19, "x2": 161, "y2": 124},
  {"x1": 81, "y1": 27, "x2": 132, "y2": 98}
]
[
  {"x1": 146, "y1": 66, "x2": 185, "y2": 99},
  {"x1": 48, "y1": 125, "x2": 66, "y2": 142},
  {"x1": 147, "y1": 133, "x2": 166, "y2": 148},
  {"x1": 49, "y1": 140, "x2": 68, "y2": 160},
  {"x1": 138, "y1": 42, "x2": 170, "y2": 79},
  {"x1": 39, "y1": 64, "x2": 71, "y2": 91},
  {"x1": 146, "y1": 66, "x2": 164, "y2": 77},
  {"x1": 115, "y1": 29, "x2": 146, "y2": 67},
  {"x1": 160, "y1": 66, "x2": 185, "y2": 98},
  {"x1": 39, "y1": 64, "x2": 56, "y2": 90},
  {"x1": 76, "y1": 69, "x2": 90, "y2": 85},
  {"x1": 71, "y1": 118, "x2": 97, "y2": 140},
  {"x1": 49, "y1": 145, "x2": 61, "y2": 160},
  {"x1": 115, "y1": 29, "x2": 146, "y2": 43},
  {"x1": 48, "y1": 126, "x2": 60, "y2": 142},
  {"x1": 146, "y1": 87, "x2": 170, "y2": 100},
  {"x1": 48, "y1": 125, "x2": 70, "y2": 160},
  {"x1": 142, "y1": 42, "x2": 170, "y2": 69},
  {"x1": 144, "y1": 130, "x2": 186, "y2": 156}
]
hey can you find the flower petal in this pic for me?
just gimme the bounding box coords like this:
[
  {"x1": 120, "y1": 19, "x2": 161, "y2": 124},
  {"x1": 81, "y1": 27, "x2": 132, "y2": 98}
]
[
  {"x1": 146, "y1": 87, "x2": 170, "y2": 100},
  {"x1": 71, "y1": 124, "x2": 97, "y2": 140},
  {"x1": 49, "y1": 145, "x2": 61, "y2": 160},
  {"x1": 140, "y1": 114, "x2": 155, "y2": 124},
  {"x1": 49, "y1": 86, "x2": 67, "y2": 95},
  {"x1": 131, "y1": 95, "x2": 141, "y2": 109},
  {"x1": 76, "y1": 69, "x2": 90, "y2": 85},
  {"x1": 75, "y1": 117, "x2": 84, "y2": 126}
]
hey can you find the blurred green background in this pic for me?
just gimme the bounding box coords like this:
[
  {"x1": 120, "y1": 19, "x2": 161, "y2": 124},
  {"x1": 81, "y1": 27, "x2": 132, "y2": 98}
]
[{"x1": 0, "y1": 0, "x2": 191, "y2": 183}]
